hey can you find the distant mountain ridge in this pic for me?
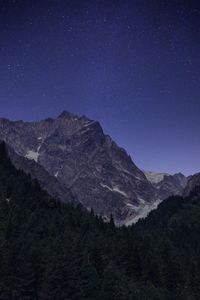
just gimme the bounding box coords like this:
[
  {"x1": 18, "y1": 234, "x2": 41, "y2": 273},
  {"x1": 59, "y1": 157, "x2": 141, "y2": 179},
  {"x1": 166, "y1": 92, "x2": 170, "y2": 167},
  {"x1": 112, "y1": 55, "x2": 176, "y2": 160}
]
[
  {"x1": 144, "y1": 170, "x2": 188, "y2": 200},
  {"x1": 184, "y1": 172, "x2": 200, "y2": 196},
  {"x1": 144, "y1": 171, "x2": 170, "y2": 184}
]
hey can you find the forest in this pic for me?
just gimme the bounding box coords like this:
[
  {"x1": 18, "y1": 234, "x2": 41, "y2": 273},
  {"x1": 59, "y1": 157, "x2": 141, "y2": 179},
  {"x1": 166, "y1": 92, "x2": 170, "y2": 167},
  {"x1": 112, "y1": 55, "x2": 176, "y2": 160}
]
[{"x1": 0, "y1": 141, "x2": 200, "y2": 300}]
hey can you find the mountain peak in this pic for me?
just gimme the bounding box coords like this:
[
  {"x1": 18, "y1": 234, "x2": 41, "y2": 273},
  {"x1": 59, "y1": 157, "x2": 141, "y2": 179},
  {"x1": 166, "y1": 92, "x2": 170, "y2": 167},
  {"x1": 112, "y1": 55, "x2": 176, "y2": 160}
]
[
  {"x1": 173, "y1": 172, "x2": 186, "y2": 178},
  {"x1": 58, "y1": 111, "x2": 77, "y2": 119}
]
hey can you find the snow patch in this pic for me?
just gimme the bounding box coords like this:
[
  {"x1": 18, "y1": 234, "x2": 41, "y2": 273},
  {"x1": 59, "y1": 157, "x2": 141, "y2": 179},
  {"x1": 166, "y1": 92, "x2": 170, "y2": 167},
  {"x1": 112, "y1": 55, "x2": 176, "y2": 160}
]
[
  {"x1": 55, "y1": 171, "x2": 59, "y2": 177},
  {"x1": 100, "y1": 183, "x2": 128, "y2": 197},
  {"x1": 37, "y1": 144, "x2": 42, "y2": 152},
  {"x1": 137, "y1": 197, "x2": 146, "y2": 204},
  {"x1": 83, "y1": 120, "x2": 95, "y2": 127},
  {"x1": 100, "y1": 183, "x2": 113, "y2": 191},
  {"x1": 25, "y1": 150, "x2": 39, "y2": 162},
  {"x1": 144, "y1": 171, "x2": 170, "y2": 184},
  {"x1": 115, "y1": 165, "x2": 132, "y2": 175},
  {"x1": 125, "y1": 198, "x2": 162, "y2": 226},
  {"x1": 112, "y1": 186, "x2": 128, "y2": 197},
  {"x1": 126, "y1": 203, "x2": 136, "y2": 208}
]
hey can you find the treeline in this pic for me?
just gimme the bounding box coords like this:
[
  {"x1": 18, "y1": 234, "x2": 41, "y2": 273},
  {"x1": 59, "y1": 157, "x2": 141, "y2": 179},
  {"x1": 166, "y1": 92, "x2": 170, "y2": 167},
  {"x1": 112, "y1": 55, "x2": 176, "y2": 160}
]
[{"x1": 0, "y1": 141, "x2": 200, "y2": 300}]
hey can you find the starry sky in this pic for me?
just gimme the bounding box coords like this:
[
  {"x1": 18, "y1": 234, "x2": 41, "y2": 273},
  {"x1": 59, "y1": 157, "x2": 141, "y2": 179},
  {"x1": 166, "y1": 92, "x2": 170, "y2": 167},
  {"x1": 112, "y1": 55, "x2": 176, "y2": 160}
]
[{"x1": 0, "y1": 0, "x2": 200, "y2": 175}]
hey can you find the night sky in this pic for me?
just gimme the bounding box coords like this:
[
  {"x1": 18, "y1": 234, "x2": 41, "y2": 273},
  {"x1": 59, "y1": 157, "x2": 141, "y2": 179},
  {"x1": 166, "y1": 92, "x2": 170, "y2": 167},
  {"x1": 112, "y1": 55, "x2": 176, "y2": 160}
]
[{"x1": 0, "y1": 0, "x2": 200, "y2": 175}]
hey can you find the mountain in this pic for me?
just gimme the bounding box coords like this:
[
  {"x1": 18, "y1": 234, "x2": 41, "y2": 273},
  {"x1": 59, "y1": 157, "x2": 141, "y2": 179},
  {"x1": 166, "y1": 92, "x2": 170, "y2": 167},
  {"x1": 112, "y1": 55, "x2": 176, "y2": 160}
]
[
  {"x1": 0, "y1": 141, "x2": 200, "y2": 299},
  {"x1": 5, "y1": 142, "x2": 76, "y2": 205},
  {"x1": 144, "y1": 171, "x2": 188, "y2": 200},
  {"x1": 184, "y1": 172, "x2": 200, "y2": 196},
  {"x1": 144, "y1": 171, "x2": 170, "y2": 184},
  {"x1": 0, "y1": 112, "x2": 156, "y2": 225},
  {"x1": 0, "y1": 112, "x2": 191, "y2": 224}
]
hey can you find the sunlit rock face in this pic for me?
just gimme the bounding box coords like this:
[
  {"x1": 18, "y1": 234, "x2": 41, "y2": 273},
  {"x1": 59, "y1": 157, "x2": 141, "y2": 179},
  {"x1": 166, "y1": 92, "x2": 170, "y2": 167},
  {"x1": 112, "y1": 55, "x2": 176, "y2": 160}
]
[{"x1": 0, "y1": 111, "x2": 158, "y2": 225}]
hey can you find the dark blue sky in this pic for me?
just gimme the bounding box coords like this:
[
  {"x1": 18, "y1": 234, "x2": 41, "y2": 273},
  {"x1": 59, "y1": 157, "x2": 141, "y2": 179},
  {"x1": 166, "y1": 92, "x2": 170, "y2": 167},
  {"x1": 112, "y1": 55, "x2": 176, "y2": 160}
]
[{"x1": 0, "y1": 0, "x2": 200, "y2": 175}]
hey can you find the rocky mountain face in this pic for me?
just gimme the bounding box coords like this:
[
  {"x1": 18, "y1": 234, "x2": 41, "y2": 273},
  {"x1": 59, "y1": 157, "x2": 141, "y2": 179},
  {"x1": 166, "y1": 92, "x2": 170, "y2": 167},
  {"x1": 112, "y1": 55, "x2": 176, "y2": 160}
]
[
  {"x1": 144, "y1": 171, "x2": 188, "y2": 200},
  {"x1": 184, "y1": 172, "x2": 200, "y2": 196},
  {"x1": 4, "y1": 142, "x2": 75, "y2": 205},
  {"x1": 0, "y1": 112, "x2": 191, "y2": 225},
  {"x1": 0, "y1": 111, "x2": 158, "y2": 225}
]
